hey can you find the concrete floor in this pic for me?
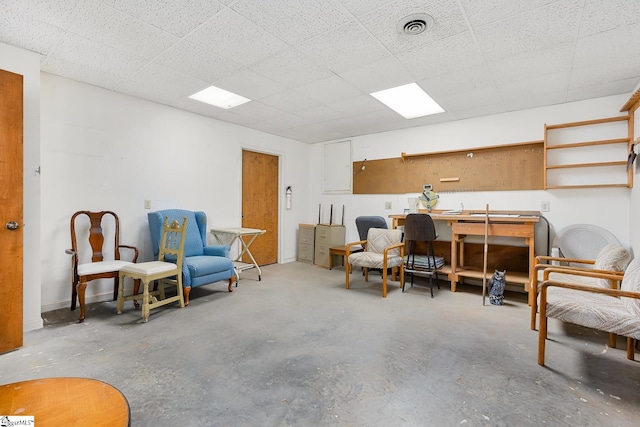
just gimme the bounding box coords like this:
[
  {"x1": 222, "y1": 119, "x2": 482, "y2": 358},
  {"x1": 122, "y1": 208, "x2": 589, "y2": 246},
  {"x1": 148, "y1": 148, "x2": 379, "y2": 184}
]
[{"x1": 1, "y1": 261, "x2": 639, "y2": 426}]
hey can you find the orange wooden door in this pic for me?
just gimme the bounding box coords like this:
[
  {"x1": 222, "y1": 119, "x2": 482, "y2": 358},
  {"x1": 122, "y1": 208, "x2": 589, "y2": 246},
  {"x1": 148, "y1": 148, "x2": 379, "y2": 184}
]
[
  {"x1": 0, "y1": 69, "x2": 24, "y2": 353},
  {"x1": 241, "y1": 150, "x2": 278, "y2": 265}
]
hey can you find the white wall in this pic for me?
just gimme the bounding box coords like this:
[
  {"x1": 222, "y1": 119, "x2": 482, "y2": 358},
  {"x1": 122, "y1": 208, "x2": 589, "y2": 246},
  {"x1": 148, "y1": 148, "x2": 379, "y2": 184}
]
[
  {"x1": 629, "y1": 82, "x2": 640, "y2": 256},
  {"x1": 311, "y1": 95, "x2": 633, "y2": 254},
  {"x1": 40, "y1": 73, "x2": 310, "y2": 312},
  {"x1": 0, "y1": 42, "x2": 42, "y2": 331}
]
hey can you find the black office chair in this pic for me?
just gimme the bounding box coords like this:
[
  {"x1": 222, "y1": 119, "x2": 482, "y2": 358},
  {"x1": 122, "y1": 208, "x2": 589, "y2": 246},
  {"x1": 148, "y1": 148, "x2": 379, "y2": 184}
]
[
  {"x1": 356, "y1": 216, "x2": 388, "y2": 241},
  {"x1": 403, "y1": 213, "x2": 443, "y2": 297},
  {"x1": 355, "y1": 216, "x2": 389, "y2": 275}
]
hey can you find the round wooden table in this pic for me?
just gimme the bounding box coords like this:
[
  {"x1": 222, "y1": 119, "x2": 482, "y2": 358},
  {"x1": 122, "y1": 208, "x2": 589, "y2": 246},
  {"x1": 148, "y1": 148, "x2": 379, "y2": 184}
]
[{"x1": 0, "y1": 377, "x2": 130, "y2": 426}]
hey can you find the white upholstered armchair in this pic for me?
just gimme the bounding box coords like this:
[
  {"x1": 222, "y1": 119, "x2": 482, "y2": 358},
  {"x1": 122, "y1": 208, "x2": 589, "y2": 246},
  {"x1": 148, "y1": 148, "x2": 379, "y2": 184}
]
[{"x1": 345, "y1": 228, "x2": 404, "y2": 298}]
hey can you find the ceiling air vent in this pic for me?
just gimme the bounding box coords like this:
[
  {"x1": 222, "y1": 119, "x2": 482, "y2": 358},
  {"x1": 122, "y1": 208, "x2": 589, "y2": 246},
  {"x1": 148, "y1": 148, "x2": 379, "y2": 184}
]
[{"x1": 397, "y1": 13, "x2": 434, "y2": 35}]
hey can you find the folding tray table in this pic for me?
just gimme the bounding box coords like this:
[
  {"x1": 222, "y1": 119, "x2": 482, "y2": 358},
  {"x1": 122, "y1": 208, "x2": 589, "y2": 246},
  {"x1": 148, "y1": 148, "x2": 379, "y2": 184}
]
[{"x1": 211, "y1": 227, "x2": 266, "y2": 281}]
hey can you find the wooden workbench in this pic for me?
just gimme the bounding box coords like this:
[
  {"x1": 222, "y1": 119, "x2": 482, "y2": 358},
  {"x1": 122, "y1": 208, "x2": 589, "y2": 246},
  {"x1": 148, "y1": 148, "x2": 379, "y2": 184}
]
[{"x1": 390, "y1": 210, "x2": 539, "y2": 303}]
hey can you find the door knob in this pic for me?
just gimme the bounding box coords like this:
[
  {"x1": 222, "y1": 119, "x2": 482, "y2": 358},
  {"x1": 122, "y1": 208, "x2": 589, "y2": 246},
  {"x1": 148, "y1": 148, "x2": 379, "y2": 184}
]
[{"x1": 6, "y1": 221, "x2": 19, "y2": 230}]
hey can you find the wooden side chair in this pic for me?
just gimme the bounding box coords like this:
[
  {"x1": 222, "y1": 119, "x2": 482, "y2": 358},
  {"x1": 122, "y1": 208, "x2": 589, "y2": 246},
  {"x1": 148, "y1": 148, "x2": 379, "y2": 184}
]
[
  {"x1": 66, "y1": 211, "x2": 138, "y2": 323},
  {"x1": 531, "y1": 243, "x2": 631, "y2": 330},
  {"x1": 538, "y1": 257, "x2": 640, "y2": 366},
  {"x1": 345, "y1": 228, "x2": 404, "y2": 298},
  {"x1": 117, "y1": 217, "x2": 187, "y2": 322}
]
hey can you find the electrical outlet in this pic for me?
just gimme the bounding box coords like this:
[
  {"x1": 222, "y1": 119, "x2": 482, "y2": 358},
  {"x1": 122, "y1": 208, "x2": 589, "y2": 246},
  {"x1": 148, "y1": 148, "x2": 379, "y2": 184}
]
[
  {"x1": 144, "y1": 200, "x2": 151, "y2": 209},
  {"x1": 541, "y1": 201, "x2": 550, "y2": 212},
  {"x1": 385, "y1": 201, "x2": 392, "y2": 210}
]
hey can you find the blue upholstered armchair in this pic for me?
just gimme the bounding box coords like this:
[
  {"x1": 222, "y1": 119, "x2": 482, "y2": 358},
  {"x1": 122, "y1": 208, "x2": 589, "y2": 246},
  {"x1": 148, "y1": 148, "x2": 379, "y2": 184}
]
[{"x1": 148, "y1": 209, "x2": 236, "y2": 305}]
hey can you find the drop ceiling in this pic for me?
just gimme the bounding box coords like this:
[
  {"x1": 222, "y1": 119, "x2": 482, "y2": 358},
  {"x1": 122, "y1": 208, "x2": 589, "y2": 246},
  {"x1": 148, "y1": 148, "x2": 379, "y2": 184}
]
[{"x1": 2, "y1": 0, "x2": 640, "y2": 143}]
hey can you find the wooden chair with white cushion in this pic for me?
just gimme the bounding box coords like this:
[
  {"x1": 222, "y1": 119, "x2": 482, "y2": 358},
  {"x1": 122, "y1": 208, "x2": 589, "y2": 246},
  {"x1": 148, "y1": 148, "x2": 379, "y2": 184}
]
[
  {"x1": 345, "y1": 228, "x2": 404, "y2": 298},
  {"x1": 538, "y1": 256, "x2": 640, "y2": 365},
  {"x1": 531, "y1": 243, "x2": 631, "y2": 330},
  {"x1": 117, "y1": 217, "x2": 187, "y2": 322},
  {"x1": 66, "y1": 211, "x2": 139, "y2": 323}
]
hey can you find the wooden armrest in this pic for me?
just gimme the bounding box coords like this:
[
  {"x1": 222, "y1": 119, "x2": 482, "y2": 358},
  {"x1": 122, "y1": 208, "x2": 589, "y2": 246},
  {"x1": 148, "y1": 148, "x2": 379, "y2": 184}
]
[
  {"x1": 383, "y1": 242, "x2": 405, "y2": 258},
  {"x1": 345, "y1": 240, "x2": 367, "y2": 253},
  {"x1": 535, "y1": 255, "x2": 595, "y2": 265},
  {"x1": 534, "y1": 264, "x2": 624, "y2": 275},
  {"x1": 540, "y1": 280, "x2": 640, "y2": 299},
  {"x1": 542, "y1": 267, "x2": 623, "y2": 281},
  {"x1": 118, "y1": 244, "x2": 139, "y2": 262}
]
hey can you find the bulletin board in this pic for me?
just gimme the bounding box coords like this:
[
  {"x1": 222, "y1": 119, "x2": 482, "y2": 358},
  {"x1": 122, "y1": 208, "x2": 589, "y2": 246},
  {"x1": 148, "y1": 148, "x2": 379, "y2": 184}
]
[{"x1": 353, "y1": 141, "x2": 544, "y2": 194}]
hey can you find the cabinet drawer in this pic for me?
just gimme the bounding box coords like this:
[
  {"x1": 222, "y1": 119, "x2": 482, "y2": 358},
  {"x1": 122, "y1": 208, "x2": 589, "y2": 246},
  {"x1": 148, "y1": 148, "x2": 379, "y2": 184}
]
[
  {"x1": 298, "y1": 243, "x2": 314, "y2": 263},
  {"x1": 299, "y1": 227, "x2": 315, "y2": 244}
]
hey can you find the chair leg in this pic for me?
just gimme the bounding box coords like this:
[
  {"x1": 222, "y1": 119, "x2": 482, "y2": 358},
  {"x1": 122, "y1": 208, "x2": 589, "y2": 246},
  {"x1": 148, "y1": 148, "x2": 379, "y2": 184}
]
[
  {"x1": 538, "y1": 303, "x2": 548, "y2": 366},
  {"x1": 227, "y1": 276, "x2": 235, "y2": 292},
  {"x1": 116, "y1": 272, "x2": 126, "y2": 314},
  {"x1": 112, "y1": 276, "x2": 119, "y2": 301},
  {"x1": 133, "y1": 279, "x2": 140, "y2": 309},
  {"x1": 382, "y1": 267, "x2": 387, "y2": 298},
  {"x1": 142, "y1": 279, "x2": 151, "y2": 322},
  {"x1": 609, "y1": 333, "x2": 617, "y2": 349},
  {"x1": 345, "y1": 262, "x2": 351, "y2": 290},
  {"x1": 184, "y1": 287, "x2": 191, "y2": 306},
  {"x1": 71, "y1": 279, "x2": 78, "y2": 311},
  {"x1": 627, "y1": 337, "x2": 635, "y2": 361},
  {"x1": 77, "y1": 279, "x2": 87, "y2": 323},
  {"x1": 530, "y1": 293, "x2": 538, "y2": 331},
  {"x1": 429, "y1": 275, "x2": 434, "y2": 298}
]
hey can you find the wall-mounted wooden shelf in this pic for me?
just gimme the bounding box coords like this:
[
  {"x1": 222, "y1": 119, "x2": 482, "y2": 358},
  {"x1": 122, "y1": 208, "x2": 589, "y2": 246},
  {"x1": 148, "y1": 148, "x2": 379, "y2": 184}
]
[{"x1": 544, "y1": 115, "x2": 632, "y2": 189}]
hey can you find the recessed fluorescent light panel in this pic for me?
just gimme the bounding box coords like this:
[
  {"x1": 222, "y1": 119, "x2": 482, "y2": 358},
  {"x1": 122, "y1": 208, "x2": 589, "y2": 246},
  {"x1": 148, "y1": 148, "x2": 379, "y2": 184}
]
[
  {"x1": 189, "y1": 85, "x2": 251, "y2": 109},
  {"x1": 370, "y1": 83, "x2": 445, "y2": 119}
]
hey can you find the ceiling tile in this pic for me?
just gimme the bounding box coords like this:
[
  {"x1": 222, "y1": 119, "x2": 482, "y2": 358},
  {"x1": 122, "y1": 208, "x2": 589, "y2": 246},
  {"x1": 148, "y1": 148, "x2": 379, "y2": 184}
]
[
  {"x1": 42, "y1": 57, "x2": 126, "y2": 91},
  {"x1": 327, "y1": 95, "x2": 386, "y2": 117},
  {"x1": 259, "y1": 89, "x2": 320, "y2": 113},
  {"x1": 230, "y1": 101, "x2": 287, "y2": 122},
  {"x1": 451, "y1": 103, "x2": 506, "y2": 120},
  {"x1": 295, "y1": 105, "x2": 344, "y2": 122},
  {"x1": 397, "y1": 31, "x2": 484, "y2": 80},
  {"x1": 295, "y1": 75, "x2": 363, "y2": 104},
  {"x1": 317, "y1": 116, "x2": 361, "y2": 133},
  {"x1": 249, "y1": 48, "x2": 333, "y2": 88},
  {"x1": 296, "y1": 22, "x2": 391, "y2": 74},
  {"x1": 487, "y1": 43, "x2": 573, "y2": 84},
  {"x1": 0, "y1": 10, "x2": 60, "y2": 56},
  {"x1": 112, "y1": 0, "x2": 225, "y2": 37},
  {"x1": 340, "y1": 0, "x2": 397, "y2": 18},
  {"x1": 154, "y1": 40, "x2": 244, "y2": 83},
  {"x1": 475, "y1": 0, "x2": 583, "y2": 62},
  {"x1": 573, "y1": 23, "x2": 640, "y2": 68},
  {"x1": 338, "y1": 56, "x2": 414, "y2": 93},
  {"x1": 579, "y1": 0, "x2": 640, "y2": 37},
  {"x1": 265, "y1": 113, "x2": 313, "y2": 129},
  {"x1": 460, "y1": 0, "x2": 558, "y2": 27},
  {"x1": 119, "y1": 63, "x2": 209, "y2": 101},
  {"x1": 566, "y1": 76, "x2": 640, "y2": 102},
  {"x1": 570, "y1": 60, "x2": 640, "y2": 92},
  {"x1": 419, "y1": 65, "x2": 494, "y2": 96},
  {"x1": 231, "y1": 0, "x2": 353, "y2": 45},
  {"x1": 2, "y1": 0, "x2": 78, "y2": 27},
  {"x1": 48, "y1": 31, "x2": 149, "y2": 79},
  {"x1": 186, "y1": 8, "x2": 288, "y2": 66},
  {"x1": 359, "y1": 0, "x2": 468, "y2": 54},
  {"x1": 289, "y1": 122, "x2": 347, "y2": 143},
  {"x1": 214, "y1": 69, "x2": 286, "y2": 100},
  {"x1": 67, "y1": 0, "x2": 179, "y2": 60}
]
